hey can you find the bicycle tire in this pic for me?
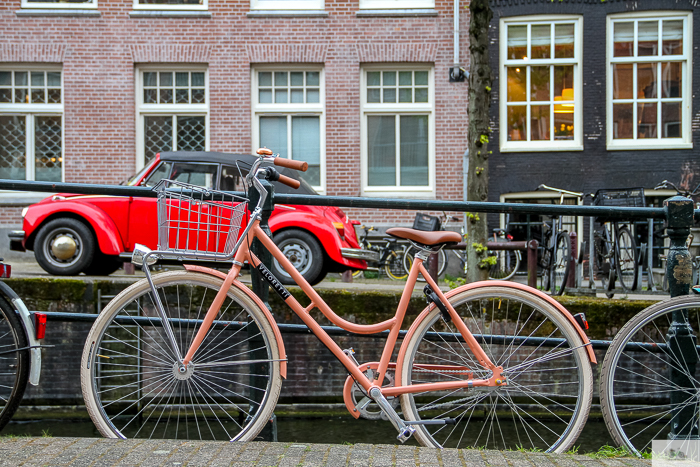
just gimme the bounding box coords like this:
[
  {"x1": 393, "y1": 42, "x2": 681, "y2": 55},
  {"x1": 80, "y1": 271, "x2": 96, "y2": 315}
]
[
  {"x1": 384, "y1": 250, "x2": 408, "y2": 281},
  {"x1": 600, "y1": 295, "x2": 700, "y2": 456},
  {"x1": 399, "y1": 285, "x2": 593, "y2": 452},
  {"x1": 615, "y1": 226, "x2": 638, "y2": 292},
  {"x1": 0, "y1": 294, "x2": 29, "y2": 432},
  {"x1": 550, "y1": 232, "x2": 571, "y2": 296},
  {"x1": 403, "y1": 246, "x2": 447, "y2": 282},
  {"x1": 488, "y1": 248, "x2": 520, "y2": 281},
  {"x1": 81, "y1": 270, "x2": 282, "y2": 441}
]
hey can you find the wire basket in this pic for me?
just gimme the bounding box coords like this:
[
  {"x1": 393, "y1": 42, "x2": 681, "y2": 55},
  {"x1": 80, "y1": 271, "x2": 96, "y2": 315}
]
[
  {"x1": 593, "y1": 187, "x2": 645, "y2": 223},
  {"x1": 155, "y1": 179, "x2": 247, "y2": 259}
]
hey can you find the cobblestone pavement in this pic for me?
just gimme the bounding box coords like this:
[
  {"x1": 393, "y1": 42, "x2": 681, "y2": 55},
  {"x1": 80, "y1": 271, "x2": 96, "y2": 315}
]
[{"x1": 0, "y1": 438, "x2": 652, "y2": 467}]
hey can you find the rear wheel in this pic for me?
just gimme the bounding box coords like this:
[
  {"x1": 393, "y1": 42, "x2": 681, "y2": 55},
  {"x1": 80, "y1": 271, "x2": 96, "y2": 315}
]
[
  {"x1": 488, "y1": 248, "x2": 520, "y2": 281},
  {"x1": 0, "y1": 295, "x2": 29, "y2": 431},
  {"x1": 34, "y1": 218, "x2": 95, "y2": 276},
  {"x1": 399, "y1": 285, "x2": 593, "y2": 452},
  {"x1": 615, "y1": 226, "x2": 638, "y2": 292},
  {"x1": 271, "y1": 229, "x2": 325, "y2": 285},
  {"x1": 550, "y1": 233, "x2": 571, "y2": 295},
  {"x1": 384, "y1": 250, "x2": 408, "y2": 280}
]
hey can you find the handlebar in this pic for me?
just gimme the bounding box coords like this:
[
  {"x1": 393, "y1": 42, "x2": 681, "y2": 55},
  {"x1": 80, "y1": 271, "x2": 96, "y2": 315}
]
[
  {"x1": 256, "y1": 147, "x2": 309, "y2": 172},
  {"x1": 654, "y1": 179, "x2": 700, "y2": 198}
]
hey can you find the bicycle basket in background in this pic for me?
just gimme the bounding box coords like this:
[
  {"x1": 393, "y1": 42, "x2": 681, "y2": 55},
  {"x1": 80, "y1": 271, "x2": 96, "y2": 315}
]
[
  {"x1": 412, "y1": 213, "x2": 441, "y2": 231},
  {"x1": 155, "y1": 179, "x2": 247, "y2": 259},
  {"x1": 593, "y1": 187, "x2": 645, "y2": 223}
]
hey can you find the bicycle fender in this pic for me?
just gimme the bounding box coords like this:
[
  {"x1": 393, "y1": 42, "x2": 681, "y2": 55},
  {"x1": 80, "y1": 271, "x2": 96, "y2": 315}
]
[
  {"x1": 0, "y1": 281, "x2": 41, "y2": 385},
  {"x1": 182, "y1": 265, "x2": 287, "y2": 378},
  {"x1": 396, "y1": 281, "x2": 596, "y2": 381}
]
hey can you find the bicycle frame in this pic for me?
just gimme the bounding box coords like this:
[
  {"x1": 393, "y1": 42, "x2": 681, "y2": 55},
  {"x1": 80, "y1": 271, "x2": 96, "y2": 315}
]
[{"x1": 181, "y1": 217, "x2": 505, "y2": 397}]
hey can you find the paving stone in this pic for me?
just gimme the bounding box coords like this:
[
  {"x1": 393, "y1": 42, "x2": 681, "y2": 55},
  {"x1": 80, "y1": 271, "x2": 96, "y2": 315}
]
[
  {"x1": 207, "y1": 442, "x2": 246, "y2": 467},
  {"x1": 482, "y1": 450, "x2": 509, "y2": 467},
  {"x1": 371, "y1": 444, "x2": 395, "y2": 467},
  {"x1": 113, "y1": 439, "x2": 167, "y2": 466},
  {"x1": 67, "y1": 439, "x2": 124, "y2": 467},
  {"x1": 40, "y1": 438, "x2": 102, "y2": 466},
  {"x1": 501, "y1": 450, "x2": 535, "y2": 467},
  {"x1": 90, "y1": 440, "x2": 145, "y2": 467},
  {"x1": 180, "y1": 442, "x2": 224, "y2": 467},
  {"x1": 324, "y1": 444, "x2": 351, "y2": 467},
  {"x1": 461, "y1": 449, "x2": 487, "y2": 467},
  {"x1": 348, "y1": 444, "x2": 373, "y2": 467},
  {"x1": 441, "y1": 448, "x2": 464, "y2": 467},
  {"x1": 525, "y1": 453, "x2": 559, "y2": 467}
]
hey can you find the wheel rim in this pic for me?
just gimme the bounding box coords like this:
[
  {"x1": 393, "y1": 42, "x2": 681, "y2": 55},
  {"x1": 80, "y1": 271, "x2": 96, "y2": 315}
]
[
  {"x1": 43, "y1": 227, "x2": 83, "y2": 268},
  {"x1": 617, "y1": 230, "x2": 637, "y2": 291},
  {"x1": 88, "y1": 277, "x2": 276, "y2": 440},
  {"x1": 0, "y1": 310, "x2": 22, "y2": 418},
  {"x1": 385, "y1": 251, "x2": 408, "y2": 280},
  {"x1": 604, "y1": 300, "x2": 700, "y2": 456},
  {"x1": 401, "y1": 289, "x2": 589, "y2": 451},
  {"x1": 273, "y1": 238, "x2": 313, "y2": 278},
  {"x1": 552, "y1": 236, "x2": 569, "y2": 294}
]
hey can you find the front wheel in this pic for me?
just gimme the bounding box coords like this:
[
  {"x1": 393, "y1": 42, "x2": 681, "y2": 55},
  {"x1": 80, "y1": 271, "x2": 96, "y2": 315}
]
[
  {"x1": 488, "y1": 248, "x2": 520, "y2": 281},
  {"x1": 34, "y1": 218, "x2": 96, "y2": 275},
  {"x1": 600, "y1": 296, "x2": 700, "y2": 456},
  {"x1": 550, "y1": 232, "x2": 571, "y2": 296},
  {"x1": 615, "y1": 227, "x2": 638, "y2": 292},
  {"x1": 384, "y1": 249, "x2": 408, "y2": 280},
  {"x1": 81, "y1": 270, "x2": 282, "y2": 441},
  {"x1": 0, "y1": 295, "x2": 30, "y2": 431},
  {"x1": 399, "y1": 285, "x2": 593, "y2": 452}
]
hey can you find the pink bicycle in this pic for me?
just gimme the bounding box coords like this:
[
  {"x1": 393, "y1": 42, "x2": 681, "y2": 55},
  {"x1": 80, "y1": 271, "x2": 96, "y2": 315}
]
[{"x1": 80, "y1": 149, "x2": 595, "y2": 452}]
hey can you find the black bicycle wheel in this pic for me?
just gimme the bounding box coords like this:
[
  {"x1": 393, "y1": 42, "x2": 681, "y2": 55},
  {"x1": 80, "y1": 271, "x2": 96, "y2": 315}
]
[
  {"x1": 0, "y1": 294, "x2": 29, "y2": 431},
  {"x1": 615, "y1": 226, "x2": 638, "y2": 292},
  {"x1": 549, "y1": 232, "x2": 571, "y2": 295},
  {"x1": 595, "y1": 229, "x2": 616, "y2": 298}
]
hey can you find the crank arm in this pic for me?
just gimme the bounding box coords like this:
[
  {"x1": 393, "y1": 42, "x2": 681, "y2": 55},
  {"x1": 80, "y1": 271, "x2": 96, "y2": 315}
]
[
  {"x1": 193, "y1": 358, "x2": 287, "y2": 369},
  {"x1": 405, "y1": 418, "x2": 457, "y2": 426}
]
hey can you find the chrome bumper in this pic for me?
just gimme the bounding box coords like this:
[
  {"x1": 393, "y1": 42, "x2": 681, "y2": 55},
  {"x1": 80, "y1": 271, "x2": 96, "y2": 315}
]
[
  {"x1": 341, "y1": 248, "x2": 379, "y2": 262},
  {"x1": 8, "y1": 230, "x2": 25, "y2": 252}
]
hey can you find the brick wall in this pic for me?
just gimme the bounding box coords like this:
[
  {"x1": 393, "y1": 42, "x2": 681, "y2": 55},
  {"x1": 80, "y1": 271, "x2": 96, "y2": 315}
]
[{"x1": 1, "y1": 0, "x2": 471, "y2": 228}]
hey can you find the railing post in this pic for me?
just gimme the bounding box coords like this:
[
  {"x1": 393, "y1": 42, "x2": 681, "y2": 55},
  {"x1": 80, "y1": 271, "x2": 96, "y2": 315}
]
[
  {"x1": 247, "y1": 179, "x2": 278, "y2": 442},
  {"x1": 664, "y1": 195, "x2": 698, "y2": 440},
  {"x1": 527, "y1": 240, "x2": 538, "y2": 288},
  {"x1": 568, "y1": 232, "x2": 577, "y2": 288}
]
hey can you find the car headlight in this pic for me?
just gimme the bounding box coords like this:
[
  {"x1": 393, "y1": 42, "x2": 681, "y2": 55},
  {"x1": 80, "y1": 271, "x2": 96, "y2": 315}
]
[{"x1": 21, "y1": 207, "x2": 28, "y2": 218}]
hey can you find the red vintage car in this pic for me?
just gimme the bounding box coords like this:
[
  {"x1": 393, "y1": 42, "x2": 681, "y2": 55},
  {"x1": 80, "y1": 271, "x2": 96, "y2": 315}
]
[{"x1": 9, "y1": 151, "x2": 369, "y2": 284}]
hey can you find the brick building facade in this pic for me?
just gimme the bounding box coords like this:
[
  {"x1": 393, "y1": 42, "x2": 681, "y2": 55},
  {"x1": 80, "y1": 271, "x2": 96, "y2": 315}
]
[{"x1": 0, "y1": 0, "x2": 471, "y2": 233}]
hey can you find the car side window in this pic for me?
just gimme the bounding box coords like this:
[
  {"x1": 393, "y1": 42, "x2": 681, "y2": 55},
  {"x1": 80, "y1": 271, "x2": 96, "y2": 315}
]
[
  {"x1": 142, "y1": 162, "x2": 172, "y2": 187},
  {"x1": 170, "y1": 163, "x2": 218, "y2": 189},
  {"x1": 219, "y1": 165, "x2": 243, "y2": 191}
]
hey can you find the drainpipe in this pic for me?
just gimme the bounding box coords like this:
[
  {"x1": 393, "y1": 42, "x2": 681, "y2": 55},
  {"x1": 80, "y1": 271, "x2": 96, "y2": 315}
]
[{"x1": 450, "y1": 0, "x2": 467, "y2": 82}]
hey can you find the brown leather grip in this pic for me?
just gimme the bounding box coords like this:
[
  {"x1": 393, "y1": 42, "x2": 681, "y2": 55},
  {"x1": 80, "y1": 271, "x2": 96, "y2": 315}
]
[
  {"x1": 277, "y1": 174, "x2": 301, "y2": 189},
  {"x1": 257, "y1": 148, "x2": 273, "y2": 155},
  {"x1": 274, "y1": 157, "x2": 308, "y2": 172}
]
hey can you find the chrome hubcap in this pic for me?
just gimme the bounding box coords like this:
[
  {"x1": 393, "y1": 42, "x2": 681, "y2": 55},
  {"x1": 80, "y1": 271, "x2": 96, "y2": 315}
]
[{"x1": 51, "y1": 234, "x2": 78, "y2": 260}]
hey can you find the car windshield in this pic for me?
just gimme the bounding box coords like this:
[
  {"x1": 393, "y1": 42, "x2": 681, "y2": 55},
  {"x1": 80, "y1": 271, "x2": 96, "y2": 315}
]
[{"x1": 126, "y1": 164, "x2": 154, "y2": 186}]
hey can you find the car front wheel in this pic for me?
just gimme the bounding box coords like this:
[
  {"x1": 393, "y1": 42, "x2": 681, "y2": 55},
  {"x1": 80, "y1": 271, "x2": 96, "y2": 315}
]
[
  {"x1": 34, "y1": 218, "x2": 95, "y2": 276},
  {"x1": 271, "y1": 229, "x2": 325, "y2": 285}
]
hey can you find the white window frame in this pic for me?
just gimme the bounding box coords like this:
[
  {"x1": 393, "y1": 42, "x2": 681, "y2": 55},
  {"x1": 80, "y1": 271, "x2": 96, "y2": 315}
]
[
  {"x1": 251, "y1": 65, "x2": 326, "y2": 194},
  {"x1": 360, "y1": 64, "x2": 435, "y2": 197},
  {"x1": 0, "y1": 65, "x2": 64, "y2": 188},
  {"x1": 135, "y1": 65, "x2": 209, "y2": 169},
  {"x1": 499, "y1": 15, "x2": 583, "y2": 153},
  {"x1": 250, "y1": 0, "x2": 324, "y2": 10},
  {"x1": 359, "y1": 0, "x2": 434, "y2": 9},
  {"x1": 606, "y1": 11, "x2": 693, "y2": 150},
  {"x1": 133, "y1": 0, "x2": 207, "y2": 11},
  {"x1": 21, "y1": 0, "x2": 97, "y2": 9}
]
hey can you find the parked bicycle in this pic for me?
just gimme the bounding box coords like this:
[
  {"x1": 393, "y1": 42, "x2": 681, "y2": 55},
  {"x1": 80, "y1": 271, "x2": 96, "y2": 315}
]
[
  {"x1": 487, "y1": 214, "x2": 521, "y2": 281},
  {"x1": 536, "y1": 185, "x2": 583, "y2": 295},
  {"x1": 0, "y1": 259, "x2": 46, "y2": 431},
  {"x1": 350, "y1": 225, "x2": 407, "y2": 280},
  {"x1": 590, "y1": 188, "x2": 644, "y2": 299},
  {"x1": 80, "y1": 149, "x2": 594, "y2": 452}
]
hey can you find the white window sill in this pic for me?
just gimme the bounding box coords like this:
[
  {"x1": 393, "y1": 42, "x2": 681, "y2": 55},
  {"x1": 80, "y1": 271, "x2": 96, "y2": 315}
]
[
  {"x1": 361, "y1": 188, "x2": 435, "y2": 199},
  {"x1": 247, "y1": 10, "x2": 328, "y2": 17},
  {"x1": 356, "y1": 8, "x2": 437, "y2": 17},
  {"x1": 0, "y1": 191, "x2": 54, "y2": 205},
  {"x1": 499, "y1": 143, "x2": 583, "y2": 153},
  {"x1": 130, "y1": 10, "x2": 211, "y2": 18},
  {"x1": 607, "y1": 141, "x2": 693, "y2": 151},
  {"x1": 16, "y1": 8, "x2": 100, "y2": 16}
]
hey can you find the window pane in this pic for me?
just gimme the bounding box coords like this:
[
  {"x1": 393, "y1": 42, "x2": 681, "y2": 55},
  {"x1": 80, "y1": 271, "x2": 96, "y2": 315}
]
[
  {"x1": 613, "y1": 104, "x2": 634, "y2": 139},
  {"x1": 531, "y1": 24, "x2": 551, "y2": 59},
  {"x1": 400, "y1": 115, "x2": 428, "y2": 186},
  {"x1": 663, "y1": 20, "x2": 683, "y2": 55},
  {"x1": 0, "y1": 72, "x2": 10, "y2": 86},
  {"x1": 175, "y1": 89, "x2": 189, "y2": 104},
  {"x1": 0, "y1": 88, "x2": 10, "y2": 103},
  {"x1": 259, "y1": 90, "x2": 272, "y2": 104},
  {"x1": 292, "y1": 116, "x2": 320, "y2": 186},
  {"x1": 291, "y1": 89, "x2": 304, "y2": 103},
  {"x1": 638, "y1": 21, "x2": 659, "y2": 56},
  {"x1": 47, "y1": 72, "x2": 61, "y2": 87},
  {"x1": 191, "y1": 73, "x2": 205, "y2": 87},
  {"x1": 383, "y1": 88, "x2": 396, "y2": 103},
  {"x1": 31, "y1": 72, "x2": 44, "y2": 87},
  {"x1": 531, "y1": 105, "x2": 550, "y2": 141},
  {"x1": 144, "y1": 116, "x2": 173, "y2": 163},
  {"x1": 507, "y1": 106, "x2": 526, "y2": 141},
  {"x1": 275, "y1": 89, "x2": 288, "y2": 104},
  {"x1": 415, "y1": 71, "x2": 428, "y2": 86},
  {"x1": 260, "y1": 116, "x2": 288, "y2": 158},
  {"x1": 259, "y1": 72, "x2": 272, "y2": 87},
  {"x1": 507, "y1": 25, "x2": 527, "y2": 60},
  {"x1": 47, "y1": 89, "x2": 61, "y2": 104},
  {"x1": 34, "y1": 116, "x2": 62, "y2": 183},
  {"x1": 176, "y1": 72, "x2": 189, "y2": 87},
  {"x1": 414, "y1": 88, "x2": 428, "y2": 103},
  {"x1": 14, "y1": 89, "x2": 27, "y2": 104},
  {"x1": 638, "y1": 102, "x2": 657, "y2": 138},
  {"x1": 507, "y1": 67, "x2": 526, "y2": 102},
  {"x1": 144, "y1": 89, "x2": 158, "y2": 104},
  {"x1": 143, "y1": 72, "x2": 157, "y2": 87},
  {"x1": 613, "y1": 64, "x2": 634, "y2": 99},
  {"x1": 367, "y1": 72, "x2": 380, "y2": 87},
  {"x1": 0, "y1": 116, "x2": 26, "y2": 180},
  {"x1": 274, "y1": 72, "x2": 287, "y2": 86},
  {"x1": 554, "y1": 111, "x2": 574, "y2": 140},
  {"x1": 176, "y1": 116, "x2": 205, "y2": 152},
  {"x1": 15, "y1": 72, "x2": 27, "y2": 86},
  {"x1": 160, "y1": 72, "x2": 173, "y2": 87},
  {"x1": 192, "y1": 88, "x2": 205, "y2": 104},
  {"x1": 290, "y1": 72, "x2": 303, "y2": 86},
  {"x1": 661, "y1": 62, "x2": 681, "y2": 98},
  {"x1": 306, "y1": 89, "x2": 319, "y2": 103},
  {"x1": 554, "y1": 23, "x2": 575, "y2": 58},
  {"x1": 637, "y1": 63, "x2": 657, "y2": 99},
  {"x1": 31, "y1": 89, "x2": 45, "y2": 104},
  {"x1": 367, "y1": 89, "x2": 380, "y2": 103},
  {"x1": 367, "y1": 116, "x2": 396, "y2": 186},
  {"x1": 662, "y1": 102, "x2": 681, "y2": 137},
  {"x1": 306, "y1": 72, "x2": 319, "y2": 86},
  {"x1": 530, "y1": 66, "x2": 550, "y2": 102},
  {"x1": 553, "y1": 66, "x2": 573, "y2": 100},
  {"x1": 399, "y1": 88, "x2": 412, "y2": 103},
  {"x1": 160, "y1": 89, "x2": 173, "y2": 103},
  {"x1": 399, "y1": 71, "x2": 412, "y2": 86},
  {"x1": 170, "y1": 163, "x2": 217, "y2": 190},
  {"x1": 614, "y1": 22, "x2": 634, "y2": 57},
  {"x1": 383, "y1": 72, "x2": 396, "y2": 86}
]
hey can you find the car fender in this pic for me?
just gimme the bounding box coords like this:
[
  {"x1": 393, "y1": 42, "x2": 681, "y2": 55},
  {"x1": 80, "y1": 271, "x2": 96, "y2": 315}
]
[
  {"x1": 394, "y1": 281, "x2": 596, "y2": 384},
  {"x1": 24, "y1": 202, "x2": 124, "y2": 256},
  {"x1": 182, "y1": 265, "x2": 287, "y2": 379},
  {"x1": 269, "y1": 211, "x2": 347, "y2": 265}
]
